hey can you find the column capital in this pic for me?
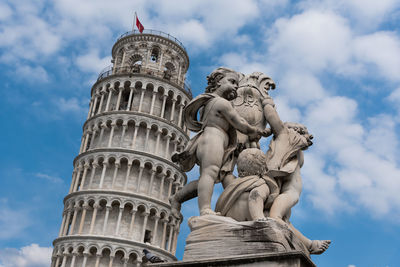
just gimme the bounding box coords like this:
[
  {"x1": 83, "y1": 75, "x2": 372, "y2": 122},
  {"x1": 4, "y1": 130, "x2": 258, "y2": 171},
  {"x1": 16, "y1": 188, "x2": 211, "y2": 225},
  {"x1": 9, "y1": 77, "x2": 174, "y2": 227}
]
[
  {"x1": 92, "y1": 162, "x2": 100, "y2": 168},
  {"x1": 114, "y1": 161, "x2": 121, "y2": 168}
]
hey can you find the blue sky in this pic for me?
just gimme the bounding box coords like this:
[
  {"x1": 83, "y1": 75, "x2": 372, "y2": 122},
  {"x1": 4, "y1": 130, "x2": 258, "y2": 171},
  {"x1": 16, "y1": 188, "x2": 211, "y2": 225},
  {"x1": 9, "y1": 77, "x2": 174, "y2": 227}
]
[{"x1": 0, "y1": 0, "x2": 400, "y2": 266}]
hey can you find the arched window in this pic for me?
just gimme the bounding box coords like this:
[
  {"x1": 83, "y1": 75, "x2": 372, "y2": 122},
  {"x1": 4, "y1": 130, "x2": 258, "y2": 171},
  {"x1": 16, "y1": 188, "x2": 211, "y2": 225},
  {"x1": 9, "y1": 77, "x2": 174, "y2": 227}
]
[{"x1": 150, "y1": 47, "x2": 160, "y2": 62}]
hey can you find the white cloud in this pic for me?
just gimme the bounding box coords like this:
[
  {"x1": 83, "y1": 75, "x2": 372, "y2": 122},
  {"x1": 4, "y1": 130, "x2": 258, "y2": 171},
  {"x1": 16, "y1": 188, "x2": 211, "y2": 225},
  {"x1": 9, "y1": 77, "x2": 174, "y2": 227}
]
[
  {"x1": 76, "y1": 50, "x2": 111, "y2": 74},
  {"x1": 353, "y1": 32, "x2": 400, "y2": 82},
  {"x1": 0, "y1": 244, "x2": 52, "y2": 267},
  {"x1": 35, "y1": 173, "x2": 63, "y2": 183},
  {"x1": 0, "y1": 199, "x2": 30, "y2": 239},
  {"x1": 56, "y1": 97, "x2": 88, "y2": 114},
  {"x1": 14, "y1": 65, "x2": 49, "y2": 83}
]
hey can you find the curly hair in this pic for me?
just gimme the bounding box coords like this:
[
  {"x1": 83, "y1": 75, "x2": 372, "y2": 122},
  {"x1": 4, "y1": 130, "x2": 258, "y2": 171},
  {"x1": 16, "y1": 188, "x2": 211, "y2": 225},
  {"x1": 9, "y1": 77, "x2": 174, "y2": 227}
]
[{"x1": 205, "y1": 67, "x2": 239, "y2": 93}]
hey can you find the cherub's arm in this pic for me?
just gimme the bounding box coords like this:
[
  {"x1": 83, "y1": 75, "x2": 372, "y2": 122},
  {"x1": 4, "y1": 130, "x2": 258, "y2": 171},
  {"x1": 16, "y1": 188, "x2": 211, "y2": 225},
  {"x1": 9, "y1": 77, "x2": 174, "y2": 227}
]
[
  {"x1": 262, "y1": 97, "x2": 285, "y2": 136},
  {"x1": 217, "y1": 98, "x2": 260, "y2": 134}
]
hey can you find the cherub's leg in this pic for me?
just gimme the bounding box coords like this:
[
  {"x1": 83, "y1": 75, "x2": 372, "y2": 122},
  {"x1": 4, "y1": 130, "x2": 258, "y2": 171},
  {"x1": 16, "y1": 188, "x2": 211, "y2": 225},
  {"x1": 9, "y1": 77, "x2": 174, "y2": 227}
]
[
  {"x1": 248, "y1": 183, "x2": 270, "y2": 220},
  {"x1": 287, "y1": 222, "x2": 331, "y2": 254},
  {"x1": 196, "y1": 140, "x2": 225, "y2": 216},
  {"x1": 198, "y1": 163, "x2": 221, "y2": 215},
  {"x1": 269, "y1": 167, "x2": 302, "y2": 223},
  {"x1": 169, "y1": 180, "x2": 198, "y2": 219}
]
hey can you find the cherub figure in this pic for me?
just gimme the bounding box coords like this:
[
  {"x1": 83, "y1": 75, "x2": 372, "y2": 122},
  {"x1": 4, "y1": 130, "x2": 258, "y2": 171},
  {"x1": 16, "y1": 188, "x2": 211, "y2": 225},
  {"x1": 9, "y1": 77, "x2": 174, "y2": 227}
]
[{"x1": 172, "y1": 67, "x2": 266, "y2": 216}]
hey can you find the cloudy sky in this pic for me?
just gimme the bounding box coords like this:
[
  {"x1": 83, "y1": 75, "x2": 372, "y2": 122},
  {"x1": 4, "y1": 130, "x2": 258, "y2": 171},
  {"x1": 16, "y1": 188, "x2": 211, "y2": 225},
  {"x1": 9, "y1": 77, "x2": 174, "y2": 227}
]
[{"x1": 1, "y1": 0, "x2": 400, "y2": 266}]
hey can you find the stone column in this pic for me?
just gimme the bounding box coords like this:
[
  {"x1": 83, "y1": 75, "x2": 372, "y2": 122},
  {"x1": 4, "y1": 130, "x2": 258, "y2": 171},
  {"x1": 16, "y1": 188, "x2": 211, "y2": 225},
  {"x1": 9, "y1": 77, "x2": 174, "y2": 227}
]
[
  {"x1": 81, "y1": 252, "x2": 89, "y2": 267},
  {"x1": 178, "y1": 102, "x2": 184, "y2": 127},
  {"x1": 87, "y1": 99, "x2": 93, "y2": 119},
  {"x1": 161, "y1": 219, "x2": 168, "y2": 250},
  {"x1": 169, "y1": 97, "x2": 177, "y2": 122},
  {"x1": 164, "y1": 134, "x2": 171, "y2": 158},
  {"x1": 101, "y1": 205, "x2": 112, "y2": 235},
  {"x1": 111, "y1": 161, "x2": 120, "y2": 189},
  {"x1": 126, "y1": 87, "x2": 134, "y2": 111},
  {"x1": 172, "y1": 224, "x2": 180, "y2": 254},
  {"x1": 97, "y1": 91, "x2": 105, "y2": 115},
  {"x1": 54, "y1": 254, "x2": 61, "y2": 267},
  {"x1": 167, "y1": 177, "x2": 174, "y2": 199},
  {"x1": 119, "y1": 123, "x2": 127, "y2": 147},
  {"x1": 69, "y1": 203, "x2": 80, "y2": 234},
  {"x1": 160, "y1": 94, "x2": 168, "y2": 119},
  {"x1": 79, "y1": 164, "x2": 89, "y2": 191},
  {"x1": 144, "y1": 126, "x2": 151, "y2": 151},
  {"x1": 70, "y1": 253, "x2": 77, "y2": 267},
  {"x1": 89, "y1": 202, "x2": 100, "y2": 234},
  {"x1": 167, "y1": 221, "x2": 175, "y2": 252},
  {"x1": 149, "y1": 90, "x2": 157, "y2": 115},
  {"x1": 116, "y1": 88, "x2": 123, "y2": 111},
  {"x1": 158, "y1": 172, "x2": 166, "y2": 200},
  {"x1": 60, "y1": 253, "x2": 67, "y2": 267},
  {"x1": 107, "y1": 122, "x2": 116, "y2": 147},
  {"x1": 99, "y1": 162, "x2": 108, "y2": 189},
  {"x1": 123, "y1": 162, "x2": 132, "y2": 191},
  {"x1": 131, "y1": 124, "x2": 139, "y2": 149},
  {"x1": 80, "y1": 131, "x2": 90, "y2": 153},
  {"x1": 94, "y1": 253, "x2": 101, "y2": 267},
  {"x1": 152, "y1": 215, "x2": 160, "y2": 246},
  {"x1": 128, "y1": 208, "x2": 137, "y2": 239},
  {"x1": 58, "y1": 211, "x2": 67, "y2": 236},
  {"x1": 68, "y1": 170, "x2": 77, "y2": 194},
  {"x1": 141, "y1": 212, "x2": 150, "y2": 242},
  {"x1": 154, "y1": 129, "x2": 162, "y2": 155},
  {"x1": 138, "y1": 87, "x2": 146, "y2": 112},
  {"x1": 98, "y1": 122, "x2": 108, "y2": 147},
  {"x1": 136, "y1": 164, "x2": 145, "y2": 193},
  {"x1": 78, "y1": 202, "x2": 89, "y2": 234},
  {"x1": 115, "y1": 206, "x2": 124, "y2": 236},
  {"x1": 72, "y1": 166, "x2": 83, "y2": 192},
  {"x1": 105, "y1": 89, "x2": 112, "y2": 112},
  {"x1": 89, "y1": 127, "x2": 98, "y2": 150},
  {"x1": 88, "y1": 162, "x2": 99, "y2": 189},
  {"x1": 91, "y1": 95, "x2": 99, "y2": 117},
  {"x1": 147, "y1": 168, "x2": 156, "y2": 195},
  {"x1": 108, "y1": 256, "x2": 114, "y2": 267},
  {"x1": 62, "y1": 208, "x2": 72, "y2": 236}
]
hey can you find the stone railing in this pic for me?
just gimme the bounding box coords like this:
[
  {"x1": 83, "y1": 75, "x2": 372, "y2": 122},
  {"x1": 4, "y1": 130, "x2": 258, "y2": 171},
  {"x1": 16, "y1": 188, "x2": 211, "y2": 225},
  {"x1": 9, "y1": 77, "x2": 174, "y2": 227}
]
[
  {"x1": 117, "y1": 29, "x2": 187, "y2": 53},
  {"x1": 97, "y1": 65, "x2": 192, "y2": 96}
]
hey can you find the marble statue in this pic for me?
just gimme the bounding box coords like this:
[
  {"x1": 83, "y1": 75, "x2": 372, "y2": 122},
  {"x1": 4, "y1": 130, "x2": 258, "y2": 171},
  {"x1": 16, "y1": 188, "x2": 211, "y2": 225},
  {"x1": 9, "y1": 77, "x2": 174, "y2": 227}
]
[
  {"x1": 172, "y1": 67, "x2": 268, "y2": 216},
  {"x1": 171, "y1": 67, "x2": 331, "y2": 260}
]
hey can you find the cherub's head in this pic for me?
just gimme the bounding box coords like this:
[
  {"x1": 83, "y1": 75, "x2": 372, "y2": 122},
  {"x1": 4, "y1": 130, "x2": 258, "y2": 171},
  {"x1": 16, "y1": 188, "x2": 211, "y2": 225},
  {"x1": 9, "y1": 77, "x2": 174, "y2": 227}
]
[
  {"x1": 206, "y1": 67, "x2": 240, "y2": 100},
  {"x1": 237, "y1": 148, "x2": 267, "y2": 177}
]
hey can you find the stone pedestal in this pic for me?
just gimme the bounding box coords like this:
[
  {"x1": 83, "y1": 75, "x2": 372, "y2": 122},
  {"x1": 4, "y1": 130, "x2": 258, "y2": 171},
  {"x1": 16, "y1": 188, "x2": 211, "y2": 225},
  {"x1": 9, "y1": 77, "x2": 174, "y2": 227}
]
[
  {"x1": 148, "y1": 215, "x2": 316, "y2": 267},
  {"x1": 148, "y1": 251, "x2": 315, "y2": 267},
  {"x1": 183, "y1": 215, "x2": 310, "y2": 260}
]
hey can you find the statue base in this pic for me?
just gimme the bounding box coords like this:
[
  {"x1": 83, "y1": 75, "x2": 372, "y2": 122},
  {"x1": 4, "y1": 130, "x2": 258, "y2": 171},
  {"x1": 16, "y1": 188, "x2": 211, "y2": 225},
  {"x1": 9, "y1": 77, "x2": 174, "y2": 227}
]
[
  {"x1": 183, "y1": 215, "x2": 310, "y2": 261},
  {"x1": 148, "y1": 251, "x2": 315, "y2": 267}
]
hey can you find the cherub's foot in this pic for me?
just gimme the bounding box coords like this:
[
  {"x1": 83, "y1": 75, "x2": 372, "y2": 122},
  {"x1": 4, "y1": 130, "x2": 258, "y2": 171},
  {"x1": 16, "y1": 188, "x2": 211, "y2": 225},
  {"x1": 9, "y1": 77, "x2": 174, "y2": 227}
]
[
  {"x1": 169, "y1": 195, "x2": 182, "y2": 220},
  {"x1": 200, "y1": 208, "x2": 221, "y2": 216},
  {"x1": 309, "y1": 240, "x2": 331, "y2": 255}
]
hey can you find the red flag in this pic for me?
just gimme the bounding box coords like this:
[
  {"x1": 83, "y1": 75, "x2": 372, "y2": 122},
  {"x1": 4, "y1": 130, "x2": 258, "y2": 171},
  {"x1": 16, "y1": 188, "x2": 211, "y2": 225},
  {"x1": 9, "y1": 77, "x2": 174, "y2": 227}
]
[{"x1": 136, "y1": 15, "x2": 144, "y2": 33}]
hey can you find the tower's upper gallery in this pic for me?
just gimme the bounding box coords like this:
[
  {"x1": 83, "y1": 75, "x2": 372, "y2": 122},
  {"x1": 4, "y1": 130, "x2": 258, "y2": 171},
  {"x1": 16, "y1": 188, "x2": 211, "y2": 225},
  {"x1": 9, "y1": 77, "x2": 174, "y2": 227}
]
[{"x1": 106, "y1": 29, "x2": 189, "y2": 88}]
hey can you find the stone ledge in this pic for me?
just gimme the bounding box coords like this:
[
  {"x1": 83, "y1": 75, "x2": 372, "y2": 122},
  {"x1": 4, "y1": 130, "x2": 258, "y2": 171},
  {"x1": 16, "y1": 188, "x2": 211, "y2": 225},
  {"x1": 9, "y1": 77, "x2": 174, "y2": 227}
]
[{"x1": 148, "y1": 251, "x2": 315, "y2": 267}]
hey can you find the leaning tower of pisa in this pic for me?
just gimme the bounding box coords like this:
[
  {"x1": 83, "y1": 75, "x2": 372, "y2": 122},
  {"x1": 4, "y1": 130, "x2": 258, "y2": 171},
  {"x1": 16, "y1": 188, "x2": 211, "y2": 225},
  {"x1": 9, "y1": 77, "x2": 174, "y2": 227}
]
[{"x1": 51, "y1": 29, "x2": 192, "y2": 267}]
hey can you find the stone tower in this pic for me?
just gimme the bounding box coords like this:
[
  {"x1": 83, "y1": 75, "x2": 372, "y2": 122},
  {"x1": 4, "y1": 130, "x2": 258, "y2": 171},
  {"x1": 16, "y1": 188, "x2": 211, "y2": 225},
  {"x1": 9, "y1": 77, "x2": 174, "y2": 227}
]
[{"x1": 52, "y1": 29, "x2": 191, "y2": 267}]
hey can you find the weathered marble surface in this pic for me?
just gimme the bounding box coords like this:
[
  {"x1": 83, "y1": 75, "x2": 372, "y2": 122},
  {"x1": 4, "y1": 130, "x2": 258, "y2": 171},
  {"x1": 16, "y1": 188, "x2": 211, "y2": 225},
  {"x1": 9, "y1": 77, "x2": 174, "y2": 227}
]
[
  {"x1": 148, "y1": 251, "x2": 315, "y2": 267},
  {"x1": 183, "y1": 215, "x2": 309, "y2": 261}
]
